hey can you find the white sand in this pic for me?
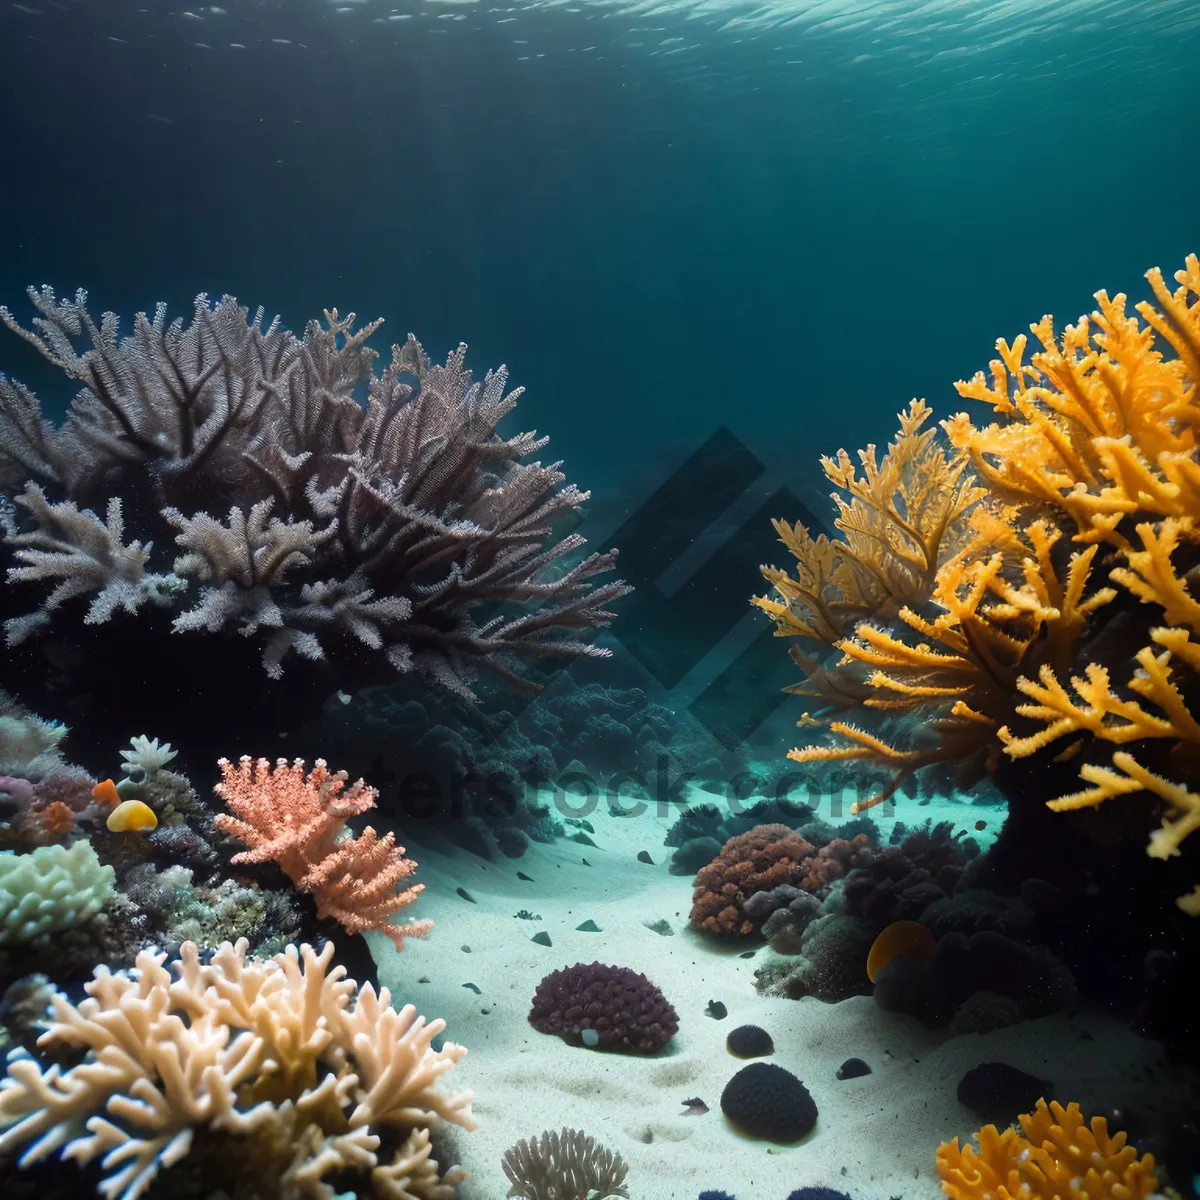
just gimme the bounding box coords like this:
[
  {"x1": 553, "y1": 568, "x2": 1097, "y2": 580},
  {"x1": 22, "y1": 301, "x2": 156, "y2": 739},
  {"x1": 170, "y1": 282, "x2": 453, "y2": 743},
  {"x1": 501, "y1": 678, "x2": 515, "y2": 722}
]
[{"x1": 374, "y1": 789, "x2": 1181, "y2": 1200}]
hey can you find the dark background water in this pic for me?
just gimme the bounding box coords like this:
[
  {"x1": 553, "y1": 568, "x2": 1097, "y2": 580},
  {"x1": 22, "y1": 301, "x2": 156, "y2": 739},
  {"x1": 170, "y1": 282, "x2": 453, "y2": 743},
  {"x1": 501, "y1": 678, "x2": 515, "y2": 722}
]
[{"x1": 2, "y1": 0, "x2": 1198, "y2": 537}]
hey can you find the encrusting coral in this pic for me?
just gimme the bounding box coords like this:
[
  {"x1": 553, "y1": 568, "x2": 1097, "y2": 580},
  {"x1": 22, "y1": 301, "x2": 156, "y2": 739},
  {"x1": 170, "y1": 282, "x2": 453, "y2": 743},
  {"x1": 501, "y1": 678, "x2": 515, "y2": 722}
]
[
  {"x1": 214, "y1": 756, "x2": 432, "y2": 950},
  {"x1": 757, "y1": 254, "x2": 1200, "y2": 911},
  {"x1": 937, "y1": 1098, "x2": 1157, "y2": 1200},
  {"x1": 0, "y1": 841, "x2": 115, "y2": 944},
  {"x1": 0, "y1": 938, "x2": 474, "y2": 1200}
]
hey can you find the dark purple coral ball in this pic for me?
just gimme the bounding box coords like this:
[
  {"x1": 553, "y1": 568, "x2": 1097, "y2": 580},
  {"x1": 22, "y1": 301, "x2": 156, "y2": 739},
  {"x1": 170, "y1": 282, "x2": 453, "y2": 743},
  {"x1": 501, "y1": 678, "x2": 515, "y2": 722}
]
[{"x1": 529, "y1": 961, "x2": 679, "y2": 1053}]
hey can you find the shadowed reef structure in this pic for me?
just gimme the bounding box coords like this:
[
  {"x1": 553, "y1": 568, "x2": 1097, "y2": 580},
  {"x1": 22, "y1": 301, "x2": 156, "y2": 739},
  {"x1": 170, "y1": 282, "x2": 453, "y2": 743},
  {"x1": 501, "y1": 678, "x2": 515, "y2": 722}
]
[{"x1": 0, "y1": 288, "x2": 628, "y2": 765}]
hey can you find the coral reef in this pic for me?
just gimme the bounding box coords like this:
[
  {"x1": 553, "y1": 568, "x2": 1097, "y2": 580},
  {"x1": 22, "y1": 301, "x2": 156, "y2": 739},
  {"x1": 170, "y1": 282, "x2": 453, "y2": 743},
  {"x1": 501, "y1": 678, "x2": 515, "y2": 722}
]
[
  {"x1": 754, "y1": 256, "x2": 1200, "y2": 1035},
  {"x1": 501, "y1": 1127, "x2": 629, "y2": 1200},
  {"x1": 0, "y1": 938, "x2": 474, "y2": 1200},
  {"x1": 756, "y1": 912, "x2": 875, "y2": 1004},
  {"x1": 937, "y1": 1099, "x2": 1158, "y2": 1200},
  {"x1": 214, "y1": 756, "x2": 431, "y2": 950},
  {"x1": 0, "y1": 290, "x2": 627, "y2": 757},
  {"x1": 528, "y1": 961, "x2": 678, "y2": 1054}
]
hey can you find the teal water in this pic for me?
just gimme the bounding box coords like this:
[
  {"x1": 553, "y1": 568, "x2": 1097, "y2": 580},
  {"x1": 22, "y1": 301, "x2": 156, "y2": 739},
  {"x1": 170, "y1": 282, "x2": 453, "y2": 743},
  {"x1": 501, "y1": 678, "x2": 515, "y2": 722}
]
[
  {"x1": 0, "y1": 3, "x2": 1198, "y2": 1198},
  {"x1": 2, "y1": 0, "x2": 1196, "y2": 499}
]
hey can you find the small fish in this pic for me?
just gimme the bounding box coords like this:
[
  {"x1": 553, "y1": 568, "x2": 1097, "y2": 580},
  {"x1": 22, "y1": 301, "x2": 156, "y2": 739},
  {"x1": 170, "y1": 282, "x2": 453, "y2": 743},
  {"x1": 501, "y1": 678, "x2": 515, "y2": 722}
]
[
  {"x1": 681, "y1": 1097, "x2": 709, "y2": 1115},
  {"x1": 107, "y1": 798, "x2": 158, "y2": 832},
  {"x1": 336, "y1": 690, "x2": 351, "y2": 705},
  {"x1": 92, "y1": 778, "x2": 121, "y2": 808}
]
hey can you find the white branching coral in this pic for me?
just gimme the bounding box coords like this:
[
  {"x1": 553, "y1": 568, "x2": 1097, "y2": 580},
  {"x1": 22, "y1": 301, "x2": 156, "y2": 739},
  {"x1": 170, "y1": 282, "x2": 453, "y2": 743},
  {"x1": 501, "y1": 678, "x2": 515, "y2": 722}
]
[
  {"x1": 0, "y1": 938, "x2": 474, "y2": 1200},
  {"x1": 0, "y1": 289, "x2": 628, "y2": 695},
  {"x1": 3, "y1": 482, "x2": 183, "y2": 645}
]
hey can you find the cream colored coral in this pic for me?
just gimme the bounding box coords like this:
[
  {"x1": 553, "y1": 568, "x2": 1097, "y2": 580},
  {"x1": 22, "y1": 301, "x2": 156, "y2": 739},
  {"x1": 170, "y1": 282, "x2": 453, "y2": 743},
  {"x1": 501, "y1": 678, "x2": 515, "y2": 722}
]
[
  {"x1": 0, "y1": 841, "x2": 115, "y2": 944},
  {"x1": 374, "y1": 1128, "x2": 469, "y2": 1200},
  {"x1": 0, "y1": 938, "x2": 473, "y2": 1200}
]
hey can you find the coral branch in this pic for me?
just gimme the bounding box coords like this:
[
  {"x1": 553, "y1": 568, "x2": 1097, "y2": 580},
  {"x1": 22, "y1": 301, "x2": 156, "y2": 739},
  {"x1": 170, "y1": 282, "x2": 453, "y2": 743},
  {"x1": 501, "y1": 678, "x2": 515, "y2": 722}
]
[{"x1": 213, "y1": 757, "x2": 432, "y2": 950}]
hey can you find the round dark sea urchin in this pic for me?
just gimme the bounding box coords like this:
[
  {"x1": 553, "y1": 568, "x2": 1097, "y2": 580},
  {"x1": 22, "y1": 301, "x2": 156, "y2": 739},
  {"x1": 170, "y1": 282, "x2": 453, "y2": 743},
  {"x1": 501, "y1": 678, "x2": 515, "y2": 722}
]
[
  {"x1": 720, "y1": 1062, "x2": 818, "y2": 1143},
  {"x1": 529, "y1": 961, "x2": 678, "y2": 1053}
]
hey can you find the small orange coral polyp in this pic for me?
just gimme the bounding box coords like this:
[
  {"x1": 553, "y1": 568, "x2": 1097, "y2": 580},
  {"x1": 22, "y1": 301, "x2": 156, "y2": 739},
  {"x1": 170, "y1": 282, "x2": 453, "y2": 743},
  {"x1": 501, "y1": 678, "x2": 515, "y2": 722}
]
[
  {"x1": 38, "y1": 800, "x2": 75, "y2": 837},
  {"x1": 91, "y1": 778, "x2": 120, "y2": 808},
  {"x1": 866, "y1": 919, "x2": 935, "y2": 982}
]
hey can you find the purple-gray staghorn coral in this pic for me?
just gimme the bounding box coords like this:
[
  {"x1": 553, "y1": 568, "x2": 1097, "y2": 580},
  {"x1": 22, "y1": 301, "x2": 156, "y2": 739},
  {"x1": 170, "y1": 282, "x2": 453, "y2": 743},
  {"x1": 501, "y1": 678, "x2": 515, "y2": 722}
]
[{"x1": 0, "y1": 287, "x2": 628, "y2": 699}]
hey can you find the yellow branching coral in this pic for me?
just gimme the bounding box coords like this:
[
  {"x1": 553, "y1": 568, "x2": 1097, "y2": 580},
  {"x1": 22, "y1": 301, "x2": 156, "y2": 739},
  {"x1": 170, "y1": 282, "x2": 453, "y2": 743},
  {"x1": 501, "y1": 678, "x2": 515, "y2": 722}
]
[
  {"x1": 0, "y1": 939, "x2": 474, "y2": 1200},
  {"x1": 937, "y1": 1098, "x2": 1158, "y2": 1200},
  {"x1": 754, "y1": 399, "x2": 988, "y2": 654},
  {"x1": 1002, "y1": 513, "x2": 1200, "y2": 910},
  {"x1": 789, "y1": 521, "x2": 1112, "y2": 811},
  {"x1": 1047, "y1": 752, "x2": 1200, "y2": 871},
  {"x1": 946, "y1": 255, "x2": 1200, "y2": 549},
  {"x1": 761, "y1": 254, "x2": 1200, "y2": 911}
]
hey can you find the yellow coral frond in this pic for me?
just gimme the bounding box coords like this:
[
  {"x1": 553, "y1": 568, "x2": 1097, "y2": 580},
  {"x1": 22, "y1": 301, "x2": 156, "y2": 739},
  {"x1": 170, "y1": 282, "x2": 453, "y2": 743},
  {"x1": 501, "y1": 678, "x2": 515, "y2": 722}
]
[
  {"x1": 864, "y1": 672, "x2": 969, "y2": 699},
  {"x1": 1140, "y1": 254, "x2": 1200, "y2": 388},
  {"x1": 1047, "y1": 751, "x2": 1200, "y2": 910},
  {"x1": 1003, "y1": 658, "x2": 1185, "y2": 758},
  {"x1": 1110, "y1": 518, "x2": 1200, "y2": 631},
  {"x1": 794, "y1": 722, "x2": 923, "y2": 764},
  {"x1": 938, "y1": 1100, "x2": 1158, "y2": 1200},
  {"x1": 947, "y1": 257, "x2": 1200, "y2": 548}
]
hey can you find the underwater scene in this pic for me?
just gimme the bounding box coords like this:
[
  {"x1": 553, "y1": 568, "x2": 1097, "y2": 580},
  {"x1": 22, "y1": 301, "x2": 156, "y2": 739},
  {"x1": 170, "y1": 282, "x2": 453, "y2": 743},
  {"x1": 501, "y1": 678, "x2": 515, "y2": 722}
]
[{"x1": 0, "y1": 0, "x2": 1199, "y2": 1197}]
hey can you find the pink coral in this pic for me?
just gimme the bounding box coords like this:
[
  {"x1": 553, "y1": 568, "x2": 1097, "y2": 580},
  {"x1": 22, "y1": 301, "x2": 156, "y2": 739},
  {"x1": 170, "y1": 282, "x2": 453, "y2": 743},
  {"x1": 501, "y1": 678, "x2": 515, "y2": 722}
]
[{"x1": 214, "y1": 756, "x2": 432, "y2": 950}]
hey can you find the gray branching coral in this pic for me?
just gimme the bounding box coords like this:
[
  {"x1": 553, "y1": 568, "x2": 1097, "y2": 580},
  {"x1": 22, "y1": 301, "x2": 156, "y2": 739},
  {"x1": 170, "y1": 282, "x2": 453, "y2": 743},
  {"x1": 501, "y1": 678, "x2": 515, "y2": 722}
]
[
  {"x1": 0, "y1": 288, "x2": 628, "y2": 696},
  {"x1": 501, "y1": 1127, "x2": 629, "y2": 1200}
]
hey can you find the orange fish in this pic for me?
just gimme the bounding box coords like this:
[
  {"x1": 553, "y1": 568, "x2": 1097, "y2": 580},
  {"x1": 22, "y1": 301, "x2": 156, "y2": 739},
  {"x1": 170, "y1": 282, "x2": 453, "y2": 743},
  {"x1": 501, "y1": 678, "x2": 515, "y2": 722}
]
[{"x1": 92, "y1": 778, "x2": 121, "y2": 808}]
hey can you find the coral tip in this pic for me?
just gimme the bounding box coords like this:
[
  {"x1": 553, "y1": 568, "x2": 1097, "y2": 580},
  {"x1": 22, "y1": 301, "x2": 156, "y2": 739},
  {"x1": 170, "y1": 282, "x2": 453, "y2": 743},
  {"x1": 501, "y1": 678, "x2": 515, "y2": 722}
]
[
  {"x1": 106, "y1": 798, "x2": 158, "y2": 832},
  {"x1": 91, "y1": 778, "x2": 121, "y2": 808}
]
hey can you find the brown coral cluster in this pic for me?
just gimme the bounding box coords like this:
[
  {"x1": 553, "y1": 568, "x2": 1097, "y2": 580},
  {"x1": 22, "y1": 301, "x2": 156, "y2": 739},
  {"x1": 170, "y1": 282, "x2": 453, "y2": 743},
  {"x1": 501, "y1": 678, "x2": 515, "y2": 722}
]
[
  {"x1": 797, "y1": 833, "x2": 872, "y2": 892},
  {"x1": 756, "y1": 254, "x2": 1200, "y2": 911},
  {"x1": 690, "y1": 824, "x2": 815, "y2": 935},
  {"x1": 937, "y1": 1098, "x2": 1157, "y2": 1200}
]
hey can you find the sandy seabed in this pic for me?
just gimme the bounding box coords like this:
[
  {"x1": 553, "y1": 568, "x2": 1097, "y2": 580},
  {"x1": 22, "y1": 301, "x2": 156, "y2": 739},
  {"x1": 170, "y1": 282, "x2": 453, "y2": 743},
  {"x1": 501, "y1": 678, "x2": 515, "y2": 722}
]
[{"x1": 374, "y1": 789, "x2": 1181, "y2": 1200}]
